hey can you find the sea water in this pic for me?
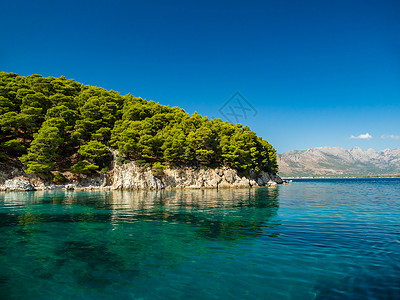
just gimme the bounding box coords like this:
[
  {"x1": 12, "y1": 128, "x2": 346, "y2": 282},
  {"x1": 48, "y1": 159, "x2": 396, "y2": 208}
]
[{"x1": 0, "y1": 178, "x2": 399, "y2": 299}]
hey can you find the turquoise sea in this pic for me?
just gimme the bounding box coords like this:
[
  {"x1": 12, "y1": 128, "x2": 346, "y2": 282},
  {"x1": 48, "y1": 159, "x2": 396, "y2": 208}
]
[{"x1": 0, "y1": 178, "x2": 399, "y2": 299}]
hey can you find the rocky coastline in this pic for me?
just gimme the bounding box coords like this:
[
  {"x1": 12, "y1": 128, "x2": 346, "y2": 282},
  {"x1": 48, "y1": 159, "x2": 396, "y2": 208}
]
[{"x1": 0, "y1": 159, "x2": 283, "y2": 192}]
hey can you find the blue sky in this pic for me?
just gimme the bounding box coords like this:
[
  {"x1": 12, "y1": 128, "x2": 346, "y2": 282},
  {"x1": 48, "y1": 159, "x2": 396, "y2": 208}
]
[{"x1": 1, "y1": 0, "x2": 400, "y2": 152}]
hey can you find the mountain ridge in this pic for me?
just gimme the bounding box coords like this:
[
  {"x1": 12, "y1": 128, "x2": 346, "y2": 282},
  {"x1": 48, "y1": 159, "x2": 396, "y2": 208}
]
[{"x1": 278, "y1": 146, "x2": 400, "y2": 177}]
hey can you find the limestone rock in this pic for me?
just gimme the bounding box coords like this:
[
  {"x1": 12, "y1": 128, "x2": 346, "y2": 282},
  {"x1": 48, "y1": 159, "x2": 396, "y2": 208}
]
[
  {"x1": 109, "y1": 160, "x2": 283, "y2": 190},
  {"x1": 233, "y1": 177, "x2": 251, "y2": 188},
  {"x1": 111, "y1": 162, "x2": 164, "y2": 190},
  {"x1": 65, "y1": 184, "x2": 77, "y2": 190},
  {"x1": 223, "y1": 169, "x2": 236, "y2": 184},
  {"x1": 2, "y1": 178, "x2": 35, "y2": 191},
  {"x1": 0, "y1": 152, "x2": 283, "y2": 191}
]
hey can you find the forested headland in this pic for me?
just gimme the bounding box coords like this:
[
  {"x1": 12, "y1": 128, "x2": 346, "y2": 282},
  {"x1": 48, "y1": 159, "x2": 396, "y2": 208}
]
[{"x1": 0, "y1": 72, "x2": 277, "y2": 180}]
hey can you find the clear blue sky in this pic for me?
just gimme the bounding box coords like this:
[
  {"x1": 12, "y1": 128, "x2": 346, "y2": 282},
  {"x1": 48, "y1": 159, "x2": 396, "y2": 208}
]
[{"x1": 1, "y1": 0, "x2": 400, "y2": 152}]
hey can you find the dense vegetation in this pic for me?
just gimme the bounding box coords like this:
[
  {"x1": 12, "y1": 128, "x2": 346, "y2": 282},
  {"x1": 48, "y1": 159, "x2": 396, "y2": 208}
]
[{"x1": 0, "y1": 72, "x2": 278, "y2": 177}]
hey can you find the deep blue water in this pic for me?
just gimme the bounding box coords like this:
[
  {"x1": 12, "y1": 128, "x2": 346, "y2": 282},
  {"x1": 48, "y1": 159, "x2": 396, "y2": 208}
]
[{"x1": 1, "y1": 179, "x2": 400, "y2": 299}]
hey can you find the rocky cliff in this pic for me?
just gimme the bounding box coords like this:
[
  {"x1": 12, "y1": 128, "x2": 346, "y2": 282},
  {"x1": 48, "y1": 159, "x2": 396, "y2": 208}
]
[
  {"x1": 0, "y1": 159, "x2": 283, "y2": 191},
  {"x1": 111, "y1": 161, "x2": 282, "y2": 190}
]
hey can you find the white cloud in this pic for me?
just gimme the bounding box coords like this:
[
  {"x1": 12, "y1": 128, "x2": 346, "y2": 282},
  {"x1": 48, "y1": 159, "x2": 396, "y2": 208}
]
[
  {"x1": 381, "y1": 134, "x2": 400, "y2": 140},
  {"x1": 350, "y1": 133, "x2": 373, "y2": 140}
]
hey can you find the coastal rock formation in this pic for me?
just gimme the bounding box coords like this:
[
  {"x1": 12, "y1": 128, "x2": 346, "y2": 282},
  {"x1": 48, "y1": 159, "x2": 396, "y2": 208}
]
[
  {"x1": 0, "y1": 159, "x2": 282, "y2": 191},
  {"x1": 0, "y1": 177, "x2": 35, "y2": 191},
  {"x1": 0, "y1": 73, "x2": 281, "y2": 191},
  {"x1": 111, "y1": 161, "x2": 281, "y2": 190}
]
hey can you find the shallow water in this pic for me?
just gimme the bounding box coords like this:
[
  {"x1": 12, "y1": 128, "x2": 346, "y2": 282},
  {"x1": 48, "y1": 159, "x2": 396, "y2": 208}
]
[{"x1": 1, "y1": 179, "x2": 399, "y2": 299}]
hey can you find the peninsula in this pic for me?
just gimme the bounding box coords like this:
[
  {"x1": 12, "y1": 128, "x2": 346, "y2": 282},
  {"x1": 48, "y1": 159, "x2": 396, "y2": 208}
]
[{"x1": 0, "y1": 72, "x2": 282, "y2": 190}]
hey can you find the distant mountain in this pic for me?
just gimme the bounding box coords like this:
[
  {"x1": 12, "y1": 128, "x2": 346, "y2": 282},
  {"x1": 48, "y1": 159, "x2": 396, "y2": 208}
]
[{"x1": 278, "y1": 147, "x2": 400, "y2": 177}]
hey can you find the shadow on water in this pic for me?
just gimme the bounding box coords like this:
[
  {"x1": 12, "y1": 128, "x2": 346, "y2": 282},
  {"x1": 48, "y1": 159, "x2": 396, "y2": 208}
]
[{"x1": 0, "y1": 187, "x2": 281, "y2": 298}]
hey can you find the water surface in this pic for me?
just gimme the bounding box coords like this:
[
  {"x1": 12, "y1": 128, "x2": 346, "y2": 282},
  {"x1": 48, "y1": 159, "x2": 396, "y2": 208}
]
[{"x1": 1, "y1": 179, "x2": 399, "y2": 299}]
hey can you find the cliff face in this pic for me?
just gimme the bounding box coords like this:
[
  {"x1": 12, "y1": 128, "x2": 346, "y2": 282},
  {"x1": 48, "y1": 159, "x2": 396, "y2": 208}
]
[
  {"x1": 111, "y1": 161, "x2": 282, "y2": 190},
  {"x1": 0, "y1": 159, "x2": 282, "y2": 191}
]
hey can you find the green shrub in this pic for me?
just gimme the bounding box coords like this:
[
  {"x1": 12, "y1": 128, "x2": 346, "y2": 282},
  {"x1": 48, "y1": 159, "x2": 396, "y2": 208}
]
[
  {"x1": 70, "y1": 160, "x2": 99, "y2": 174},
  {"x1": 116, "y1": 156, "x2": 130, "y2": 166},
  {"x1": 151, "y1": 162, "x2": 166, "y2": 177},
  {"x1": 134, "y1": 159, "x2": 147, "y2": 167},
  {"x1": 1, "y1": 139, "x2": 26, "y2": 155},
  {"x1": 100, "y1": 167, "x2": 108, "y2": 174},
  {"x1": 52, "y1": 172, "x2": 66, "y2": 184},
  {"x1": 24, "y1": 161, "x2": 54, "y2": 175},
  {"x1": 116, "y1": 156, "x2": 124, "y2": 166}
]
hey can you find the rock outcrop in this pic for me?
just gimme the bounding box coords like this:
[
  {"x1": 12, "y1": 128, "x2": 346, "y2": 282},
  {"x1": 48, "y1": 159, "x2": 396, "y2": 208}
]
[
  {"x1": 111, "y1": 162, "x2": 281, "y2": 190},
  {"x1": 0, "y1": 177, "x2": 35, "y2": 191},
  {"x1": 0, "y1": 158, "x2": 282, "y2": 191}
]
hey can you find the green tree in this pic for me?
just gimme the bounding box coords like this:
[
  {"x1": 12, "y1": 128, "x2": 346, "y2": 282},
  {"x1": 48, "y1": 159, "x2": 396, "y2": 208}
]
[
  {"x1": 78, "y1": 140, "x2": 109, "y2": 163},
  {"x1": 70, "y1": 160, "x2": 99, "y2": 174},
  {"x1": 162, "y1": 127, "x2": 192, "y2": 162},
  {"x1": 19, "y1": 124, "x2": 63, "y2": 175},
  {"x1": 0, "y1": 72, "x2": 278, "y2": 176},
  {"x1": 188, "y1": 125, "x2": 216, "y2": 164}
]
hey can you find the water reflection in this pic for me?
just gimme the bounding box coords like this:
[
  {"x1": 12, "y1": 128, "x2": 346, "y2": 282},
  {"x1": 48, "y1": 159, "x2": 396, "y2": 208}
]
[
  {"x1": 1, "y1": 187, "x2": 279, "y2": 208},
  {"x1": 108, "y1": 188, "x2": 280, "y2": 210},
  {"x1": 3, "y1": 181, "x2": 399, "y2": 299},
  {"x1": 0, "y1": 188, "x2": 281, "y2": 298},
  {"x1": 0, "y1": 188, "x2": 281, "y2": 241}
]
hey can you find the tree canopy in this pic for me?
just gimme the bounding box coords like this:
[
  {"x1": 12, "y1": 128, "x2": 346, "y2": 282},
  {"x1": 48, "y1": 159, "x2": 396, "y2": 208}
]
[{"x1": 0, "y1": 72, "x2": 278, "y2": 175}]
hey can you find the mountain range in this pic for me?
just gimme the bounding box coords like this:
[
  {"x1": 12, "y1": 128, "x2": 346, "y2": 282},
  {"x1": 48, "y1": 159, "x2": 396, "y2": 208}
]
[{"x1": 277, "y1": 147, "x2": 400, "y2": 177}]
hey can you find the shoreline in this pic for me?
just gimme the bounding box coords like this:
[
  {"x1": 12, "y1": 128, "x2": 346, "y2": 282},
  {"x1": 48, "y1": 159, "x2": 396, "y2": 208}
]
[
  {"x1": 0, "y1": 182, "x2": 283, "y2": 192},
  {"x1": 283, "y1": 176, "x2": 400, "y2": 179},
  {"x1": 0, "y1": 163, "x2": 285, "y2": 192}
]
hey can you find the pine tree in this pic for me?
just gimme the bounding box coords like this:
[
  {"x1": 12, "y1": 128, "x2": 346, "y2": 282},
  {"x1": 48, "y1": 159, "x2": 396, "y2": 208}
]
[{"x1": 19, "y1": 124, "x2": 63, "y2": 174}]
